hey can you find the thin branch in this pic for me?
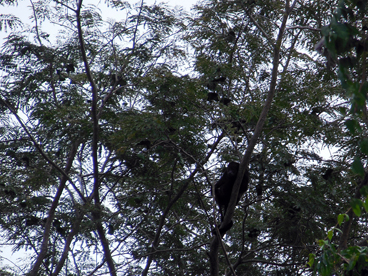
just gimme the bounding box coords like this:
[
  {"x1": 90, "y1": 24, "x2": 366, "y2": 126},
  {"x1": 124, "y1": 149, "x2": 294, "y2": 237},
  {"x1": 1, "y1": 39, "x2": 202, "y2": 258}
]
[
  {"x1": 209, "y1": 1, "x2": 298, "y2": 275},
  {"x1": 215, "y1": 225, "x2": 237, "y2": 276},
  {"x1": 230, "y1": 0, "x2": 297, "y2": 227},
  {"x1": 75, "y1": 0, "x2": 116, "y2": 275},
  {"x1": 52, "y1": 211, "x2": 84, "y2": 276},
  {"x1": 141, "y1": 133, "x2": 224, "y2": 276},
  {"x1": 141, "y1": 242, "x2": 208, "y2": 256},
  {"x1": 132, "y1": 0, "x2": 145, "y2": 53},
  {"x1": 286, "y1": 25, "x2": 320, "y2": 31},
  {"x1": 53, "y1": 0, "x2": 77, "y2": 13},
  {"x1": 246, "y1": 12, "x2": 274, "y2": 46},
  {"x1": 0, "y1": 96, "x2": 82, "y2": 198},
  {"x1": 29, "y1": 0, "x2": 43, "y2": 46},
  {"x1": 28, "y1": 141, "x2": 79, "y2": 276}
]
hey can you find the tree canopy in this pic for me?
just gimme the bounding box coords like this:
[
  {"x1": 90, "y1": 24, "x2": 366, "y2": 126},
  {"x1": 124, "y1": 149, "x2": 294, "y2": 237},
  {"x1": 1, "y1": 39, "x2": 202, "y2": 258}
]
[{"x1": 0, "y1": 0, "x2": 368, "y2": 275}]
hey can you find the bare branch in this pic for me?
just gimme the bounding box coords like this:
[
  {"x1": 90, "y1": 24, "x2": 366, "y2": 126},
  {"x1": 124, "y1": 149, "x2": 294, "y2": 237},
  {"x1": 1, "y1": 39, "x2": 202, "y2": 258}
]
[
  {"x1": 75, "y1": 0, "x2": 116, "y2": 274},
  {"x1": 286, "y1": 25, "x2": 320, "y2": 31}
]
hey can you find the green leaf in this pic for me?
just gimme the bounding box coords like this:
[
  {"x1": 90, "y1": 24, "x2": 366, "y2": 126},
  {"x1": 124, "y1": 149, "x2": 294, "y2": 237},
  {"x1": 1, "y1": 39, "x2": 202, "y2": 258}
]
[
  {"x1": 360, "y1": 186, "x2": 368, "y2": 197},
  {"x1": 361, "y1": 82, "x2": 368, "y2": 96},
  {"x1": 308, "y1": 253, "x2": 315, "y2": 268},
  {"x1": 318, "y1": 239, "x2": 329, "y2": 247},
  {"x1": 360, "y1": 139, "x2": 368, "y2": 154},
  {"x1": 338, "y1": 214, "x2": 344, "y2": 226},
  {"x1": 335, "y1": 227, "x2": 343, "y2": 233},
  {"x1": 351, "y1": 198, "x2": 363, "y2": 217},
  {"x1": 321, "y1": 25, "x2": 330, "y2": 37},
  {"x1": 345, "y1": 214, "x2": 350, "y2": 222},
  {"x1": 363, "y1": 198, "x2": 368, "y2": 213},
  {"x1": 345, "y1": 119, "x2": 359, "y2": 134},
  {"x1": 339, "y1": 106, "x2": 347, "y2": 115},
  {"x1": 327, "y1": 229, "x2": 334, "y2": 240},
  {"x1": 352, "y1": 157, "x2": 365, "y2": 177}
]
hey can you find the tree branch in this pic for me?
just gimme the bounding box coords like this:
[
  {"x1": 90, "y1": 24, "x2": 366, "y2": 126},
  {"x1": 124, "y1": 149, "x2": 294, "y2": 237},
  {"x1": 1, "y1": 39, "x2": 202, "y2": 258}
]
[
  {"x1": 75, "y1": 0, "x2": 116, "y2": 275},
  {"x1": 208, "y1": 1, "x2": 297, "y2": 275},
  {"x1": 141, "y1": 133, "x2": 224, "y2": 276},
  {"x1": 29, "y1": 141, "x2": 79, "y2": 276},
  {"x1": 51, "y1": 211, "x2": 83, "y2": 276}
]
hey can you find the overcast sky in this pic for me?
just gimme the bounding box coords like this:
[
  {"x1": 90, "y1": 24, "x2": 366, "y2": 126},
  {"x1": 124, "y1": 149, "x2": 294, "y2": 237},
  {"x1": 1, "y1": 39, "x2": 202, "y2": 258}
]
[{"x1": 0, "y1": 0, "x2": 200, "y2": 43}]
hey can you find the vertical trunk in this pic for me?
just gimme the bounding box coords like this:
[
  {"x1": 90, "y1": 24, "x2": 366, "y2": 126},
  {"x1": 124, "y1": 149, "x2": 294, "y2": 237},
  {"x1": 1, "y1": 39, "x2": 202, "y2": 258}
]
[{"x1": 208, "y1": 1, "x2": 296, "y2": 274}]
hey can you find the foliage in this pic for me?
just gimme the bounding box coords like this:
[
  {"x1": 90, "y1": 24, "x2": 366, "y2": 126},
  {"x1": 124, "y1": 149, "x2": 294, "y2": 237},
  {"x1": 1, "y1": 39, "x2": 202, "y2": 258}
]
[
  {"x1": 0, "y1": 0, "x2": 367, "y2": 275},
  {"x1": 308, "y1": 0, "x2": 368, "y2": 275}
]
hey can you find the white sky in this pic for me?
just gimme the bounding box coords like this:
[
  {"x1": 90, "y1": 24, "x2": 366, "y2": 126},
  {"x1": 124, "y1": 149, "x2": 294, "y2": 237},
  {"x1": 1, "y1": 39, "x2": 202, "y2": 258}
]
[{"x1": 0, "y1": 0, "x2": 200, "y2": 43}]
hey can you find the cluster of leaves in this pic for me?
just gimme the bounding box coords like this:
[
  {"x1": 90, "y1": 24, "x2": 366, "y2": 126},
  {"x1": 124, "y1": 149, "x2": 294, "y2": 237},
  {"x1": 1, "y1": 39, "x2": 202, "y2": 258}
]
[
  {"x1": 0, "y1": 0, "x2": 368, "y2": 275},
  {"x1": 307, "y1": 1, "x2": 368, "y2": 275}
]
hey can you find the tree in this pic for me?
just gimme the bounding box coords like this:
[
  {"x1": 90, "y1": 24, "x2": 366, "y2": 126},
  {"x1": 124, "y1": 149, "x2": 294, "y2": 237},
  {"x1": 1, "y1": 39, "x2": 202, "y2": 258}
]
[
  {"x1": 0, "y1": 0, "x2": 367, "y2": 275},
  {"x1": 0, "y1": 0, "x2": 195, "y2": 275},
  {"x1": 308, "y1": 1, "x2": 368, "y2": 275},
  {"x1": 187, "y1": 0, "x2": 348, "y2": 274}
]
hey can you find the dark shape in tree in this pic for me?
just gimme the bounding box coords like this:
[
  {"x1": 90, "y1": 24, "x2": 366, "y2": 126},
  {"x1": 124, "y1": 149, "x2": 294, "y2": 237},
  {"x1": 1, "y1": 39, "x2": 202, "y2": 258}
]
[
  {"x1": 256, "y1": 184, "x2": 263, "y2": 196},
  {"x1": 219, "y1": 97, "x2": 231, "y2": 106},
  {"x1": 108, "y1": 224, "x2": 115, "y2": 235},
  {"x1": 323, "y1": 168, "x2": 334, "y2": 180},
  {"x1": 110, "y1": 73, "x2": 127, "y2": 86},
  {"x1": 137, "y1": 139, "x2": 151, "y2": 149},
  {"x1": 226, "y1": 30, "x2": 236, "y2": 43},
  {"x1": 21, "y1": 156, "x2": 29, "y2": 167},
  {"x1": 167, "y1": 126, "x2": 176, "y2": 134},
  {"x1": 5, "y1": 150, "x2": 16, "y2": 158},
  {"x1": 287, "y1": 205, "x2": 301, "y2": 220},
  {"x1": 65, "y1": 63, "x2": 75, "y2": 73},
  {"x1": 56, "y1": 69, "x2": 66, "y2": 81},
  {"x1": 259, "y1": 70, "x2": 269, "y2": 81},
  {"x1": 207, "y1": 92, "x2": 219, "y2": 102},
  {"x1": 315, "y1": 38, "x2": 337, "y2": 69},
  {"x1": 167, "y1": 101, "x2": 176, "y2": 107},
  {"x1": 1, "y1": 184, "x2": 17, "y2": 199},
  {"x1": 212, "y1": 220, "x2": 233, "y2": 236},
  {"x1": 206, "y1": 81, "x2": 217, "y2": 90},
  {"x1": 26, "y1": 216, "x2": 41, "y2": 227},
  {"x1": 214, "y1": 161, "x2": 249, "y2": 233},
  {"x1": 55, "y1": 226, "x2": 66, "y2": 236},
  {"x1": 283, "y1": 159, "x2": 295, "y2": 167},
  {"x1": 20, "y1": 46, "x2": 31, "y2": 55},
  {"x1": 53, "y1": 219, "x2": 61, "y2": 228},
  {"x1": 230, "y1": 120, "x2": 245, "y2": 134},
  {"x1": 248, "y1": 228, "x2": 260, "y2": 238},
  {"x1": 212, "y1": 76, "x2": 226, "y2": 83}
]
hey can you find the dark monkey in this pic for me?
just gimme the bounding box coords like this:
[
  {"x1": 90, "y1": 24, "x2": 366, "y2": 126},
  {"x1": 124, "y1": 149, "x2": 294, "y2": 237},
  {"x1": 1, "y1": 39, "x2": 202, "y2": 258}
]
[
  {"x1": 322, "y1": 168, "x2": 333, "y2": 180},
  {"x1": 214, "y1": 161, "x2": 249, "y2": 234}
]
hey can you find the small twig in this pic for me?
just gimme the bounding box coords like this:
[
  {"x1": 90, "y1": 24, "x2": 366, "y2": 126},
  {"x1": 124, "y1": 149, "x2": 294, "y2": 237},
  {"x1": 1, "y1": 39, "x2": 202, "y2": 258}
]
[
  {"x1": 29, "y1": 0, "x2": 43, "y2": 46},
  {"x1": 132, "y1": 0, "x2": 145, "y2": 53},
  {"x1": 286, "y1": 25, "x2": 320, "y2": 31},
  {"x1": 0, "y1": 95, "x2": 78, "y2": 191}
]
